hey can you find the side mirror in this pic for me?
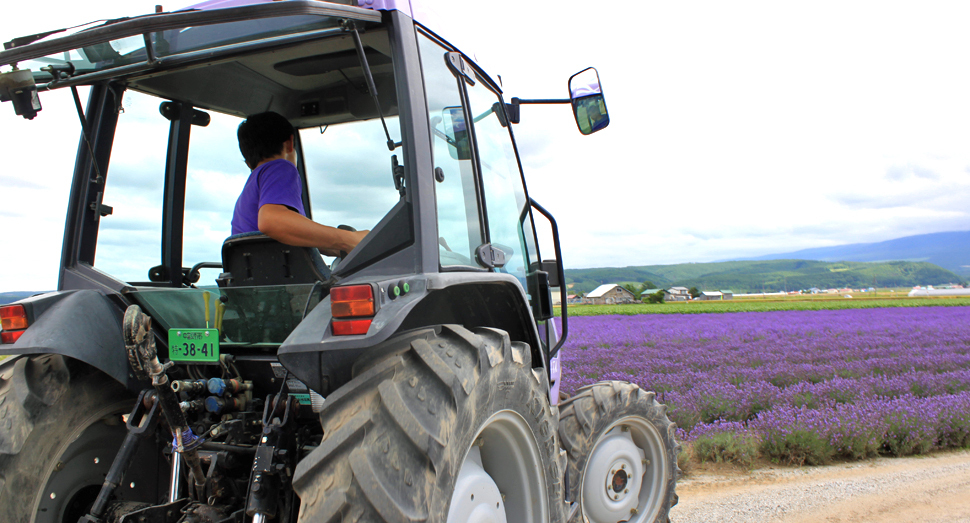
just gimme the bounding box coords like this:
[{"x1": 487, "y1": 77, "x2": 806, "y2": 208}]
[{"x1": 568, "y1": 67, "x2": 609, "y2": 135}]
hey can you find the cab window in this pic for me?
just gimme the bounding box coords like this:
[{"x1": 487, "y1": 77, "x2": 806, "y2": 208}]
[{"x1": 418, "y1": 33, "x2": 483, "y2": 268}]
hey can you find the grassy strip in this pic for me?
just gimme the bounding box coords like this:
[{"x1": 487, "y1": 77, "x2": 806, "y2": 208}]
[
  {"x1": 691, "y1": 422, "x2": 970, "y2": 469},
  {"x1": 560, "y1": 297, "x2": 970, "y2": 316}
]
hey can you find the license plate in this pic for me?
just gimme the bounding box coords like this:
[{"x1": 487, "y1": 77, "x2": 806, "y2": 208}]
[{"x1": 168, "y1": 328, "x2": 220, "y2": 363}]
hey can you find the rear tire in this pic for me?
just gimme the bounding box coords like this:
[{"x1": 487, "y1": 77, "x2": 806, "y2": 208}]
[
  {"x1": 558, "y1": 381, "x2": 680, "y2": 523},
  {"x1": 0, "y1": 355, "x2": 143, "y2": 523},
  {"x1": 292, "y1": 325, "x2": 566, "y2": 523}
]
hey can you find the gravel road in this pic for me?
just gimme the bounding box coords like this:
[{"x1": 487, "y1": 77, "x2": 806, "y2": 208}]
[{"x1": 669, "y1": 449, "x2": 970, "y2": 523}]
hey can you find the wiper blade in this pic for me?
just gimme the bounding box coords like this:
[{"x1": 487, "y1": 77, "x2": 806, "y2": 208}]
[
  {"x1": 4, "y1": 29, "x2": 69, "y2": 51},
  {"x1": 3, "y1": 18, "x2": 115, "y2": 52}
]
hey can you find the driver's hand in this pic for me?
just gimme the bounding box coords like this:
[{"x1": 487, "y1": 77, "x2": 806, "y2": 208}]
[
  {"x1": 321, "y1": 230, "x2": 369, "y2": 257},
  {"x1": 349, "y1": 229, "x2": 370, "y2": 249}
]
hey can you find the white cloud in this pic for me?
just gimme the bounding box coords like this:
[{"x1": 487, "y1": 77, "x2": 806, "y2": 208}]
[{"x1": 3, "y1": 0, "x2": 970, "y2": 291}]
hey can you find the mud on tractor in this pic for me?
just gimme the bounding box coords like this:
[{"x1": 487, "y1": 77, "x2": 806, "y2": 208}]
[{"x1": 0, "y1": 2, "x2": 679, "y2": 522}]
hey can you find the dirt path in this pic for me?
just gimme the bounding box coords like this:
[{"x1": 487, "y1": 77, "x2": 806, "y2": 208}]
[{"x1": 669, "y1": 449, "x2": 970, "y2": 523}]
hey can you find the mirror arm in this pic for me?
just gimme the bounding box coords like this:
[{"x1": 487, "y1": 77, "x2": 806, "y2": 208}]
[
  {"x1": 512, "y1": 98, "x2": 570, "y2": 104},
  {"x1": 506, "y1": 97, "x2": 571, "y2": 124}
]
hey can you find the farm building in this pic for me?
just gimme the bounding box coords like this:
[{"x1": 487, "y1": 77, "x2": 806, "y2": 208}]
[
  {"x1": 640, "y1": 288, "x2": 663, "y2": 298},
  {"x1": 585, "y1": 284, "x2": 638, "y2": 305},
  {"x1": 664, "y1": 287, "x2": 691, "y2": 302},
  {"x1": 698, "y1": 291, "x2": 723, "y2": 301}
]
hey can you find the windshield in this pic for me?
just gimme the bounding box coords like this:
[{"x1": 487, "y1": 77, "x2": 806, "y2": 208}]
[{"x1": 19, "y1": 15, "x2": 346, "y2": 81}]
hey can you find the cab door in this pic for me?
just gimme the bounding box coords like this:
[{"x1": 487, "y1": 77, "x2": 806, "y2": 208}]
[{"x1": 416, "y1": 31, "x2": 551, "y2": 347}]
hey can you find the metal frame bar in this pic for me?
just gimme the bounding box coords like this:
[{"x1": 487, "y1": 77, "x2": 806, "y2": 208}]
[
  {"x1": 530, "y1": 199, "x2": 568, "y2": 357},
  {"x1": 58, "y1": 82, "x2": 122, "y2": 290},
  {"x1": 161, "y1": 103, "x2": 193, "y2": 287},
  {"x1": 0, "y1": 1, "x2": 379, "y2": 65},
  {"x1": 387, "y1": 10, "x2": 434, "y2": 275}
]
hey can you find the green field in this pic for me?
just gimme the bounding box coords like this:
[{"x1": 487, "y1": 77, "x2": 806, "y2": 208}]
[{"x1": 560, "y1": 296, "x2": 970, "y2": 316}]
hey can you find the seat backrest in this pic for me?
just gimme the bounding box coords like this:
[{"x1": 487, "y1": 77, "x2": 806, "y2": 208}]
[{"x1": 218, "y1": 232, "x2": 331, "y2": 287}]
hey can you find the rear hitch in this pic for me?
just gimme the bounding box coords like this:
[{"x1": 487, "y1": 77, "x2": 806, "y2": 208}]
[{"x1": 77, "y1": 389, "x2": 161, "y2": 523}]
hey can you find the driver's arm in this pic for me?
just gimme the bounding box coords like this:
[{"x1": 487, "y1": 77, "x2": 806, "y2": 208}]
[{"x1": 257, "y1": 204, "x2": 368, "y2": 254}]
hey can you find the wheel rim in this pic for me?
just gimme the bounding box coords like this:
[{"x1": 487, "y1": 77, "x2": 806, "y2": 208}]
[
  {"x1": 581, "y1": 416, "x2": 669, "y2": 523},
  {"x1": 447, "y1": 410, "x2": 549, "y2": 523},
  {"x1": 32, "y1": 401, "x2": 131, "y2": 523}
]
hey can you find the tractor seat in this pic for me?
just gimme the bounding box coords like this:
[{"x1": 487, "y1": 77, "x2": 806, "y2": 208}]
[{"x1": 216, "y1": 232, "x2": 331, "y2": 287}]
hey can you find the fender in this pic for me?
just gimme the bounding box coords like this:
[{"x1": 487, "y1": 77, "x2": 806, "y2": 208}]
[
  {"x1": 0, "y1": 290, "x2": 135, "y2": 388},
  {"x1": 279, "y1": 273, "x2": 546, "y2": 396}
]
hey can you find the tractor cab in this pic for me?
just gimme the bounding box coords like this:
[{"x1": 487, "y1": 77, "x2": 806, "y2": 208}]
[{"x1": 0, "y1": 0, "x2": 608, "y2": 392}]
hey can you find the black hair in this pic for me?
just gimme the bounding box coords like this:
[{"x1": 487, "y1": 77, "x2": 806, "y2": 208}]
[{"x1": 237, "y1": 112, "x2": 295, "y2": 169}]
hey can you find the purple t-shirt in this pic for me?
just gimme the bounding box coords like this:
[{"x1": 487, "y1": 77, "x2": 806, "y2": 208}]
[{"x1": 231, "y1": 159, "x2": 306, "y2": 235}]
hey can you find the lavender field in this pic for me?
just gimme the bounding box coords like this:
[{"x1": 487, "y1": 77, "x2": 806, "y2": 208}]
[{"x1": 558, "y1": 306, "x2": 970, "y2": 465}]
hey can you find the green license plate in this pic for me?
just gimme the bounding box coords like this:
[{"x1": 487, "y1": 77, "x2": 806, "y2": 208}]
[{"x1": 168, "y1": 329, "x2": 220, "y2": 363}]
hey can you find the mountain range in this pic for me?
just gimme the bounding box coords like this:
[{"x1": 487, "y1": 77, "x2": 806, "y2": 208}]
[
  {"x1": 565, "y1": 230, "x2": 969, "y2": 295},
  {"x1": 738, "y1": 230, "x2": 970, "y2": 277}
]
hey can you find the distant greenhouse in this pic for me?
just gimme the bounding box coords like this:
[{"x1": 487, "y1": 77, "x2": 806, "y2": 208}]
[{"x1": 908, "y1": 288, "x2": 970, "y2": 297}]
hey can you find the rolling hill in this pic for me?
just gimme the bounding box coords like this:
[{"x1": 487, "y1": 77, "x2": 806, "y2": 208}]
[{"x1": 564, "y1": 260, "x2": 963, "y2": 295}]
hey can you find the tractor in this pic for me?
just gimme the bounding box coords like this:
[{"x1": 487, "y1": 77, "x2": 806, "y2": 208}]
[{"x1": 0, "y1": 1, "x2": 679, "y2": 522}]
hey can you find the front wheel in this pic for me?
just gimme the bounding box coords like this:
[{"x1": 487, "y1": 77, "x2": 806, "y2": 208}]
[
  {"x1": 292, "y1": 325, "x2": 566, "y2": 523},
  {"x1": 559, "y1": 381, "x2": 680, "y2": 523}
]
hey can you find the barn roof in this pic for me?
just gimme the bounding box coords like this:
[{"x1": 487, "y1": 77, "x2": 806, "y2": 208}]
[{"x1": 587, "y1": 284, "x2": 619, "y2": 298}]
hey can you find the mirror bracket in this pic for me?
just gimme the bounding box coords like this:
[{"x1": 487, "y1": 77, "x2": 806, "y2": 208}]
[{"x1": 445, "y1": 52, "x2": 476, "y2": 85}]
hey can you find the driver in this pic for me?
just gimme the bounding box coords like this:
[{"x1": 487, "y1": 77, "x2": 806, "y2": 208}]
[{"x1": 231, "y1": 112, "x2": 368, "y2": 257}]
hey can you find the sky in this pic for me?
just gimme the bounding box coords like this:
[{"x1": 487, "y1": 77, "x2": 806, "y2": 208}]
[{"x1": 2, "y1": 0, "x2": 970, "y2": 291}]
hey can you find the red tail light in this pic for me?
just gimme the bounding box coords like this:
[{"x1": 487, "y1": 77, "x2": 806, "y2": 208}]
[
  {"x1": 331, "y1": 285, "x2": 376, "y2": 318},
  {"x1": 332, "y1": 319, "x2": 372, "y2": 336},
  {"x1": 331, "y1": 284, "x2": 376, "y2": 336},
  {"x1": 0, "y1": 331, "x2": 24, "y2": 344},
  {"x1": 0, "y1": 305, "x2": 28, "y2": 344}
]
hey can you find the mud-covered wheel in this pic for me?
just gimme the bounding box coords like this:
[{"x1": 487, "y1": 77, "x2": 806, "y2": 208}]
[
  {"x1": 293, "y1": 325, "x2": 566, "y2": 523},
  {"x1": 0, "y1": 355, "x2": 146, "y2": 523},
  {"x1": 559, "y1": 381, "x2": 680, "y2": 523}
]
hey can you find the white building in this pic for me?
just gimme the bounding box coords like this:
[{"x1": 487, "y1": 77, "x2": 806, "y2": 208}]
[{"x1": 585, "y1": 284, "x2": 638, "y2": 305}]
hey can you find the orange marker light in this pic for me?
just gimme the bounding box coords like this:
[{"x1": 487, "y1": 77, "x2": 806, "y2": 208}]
[
  {"x1": 0, "y1": 305, "x2": 28, "y2": 331},
  {"x1": 331, "y1": 285, "x2": 376, "y2": 318}
]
